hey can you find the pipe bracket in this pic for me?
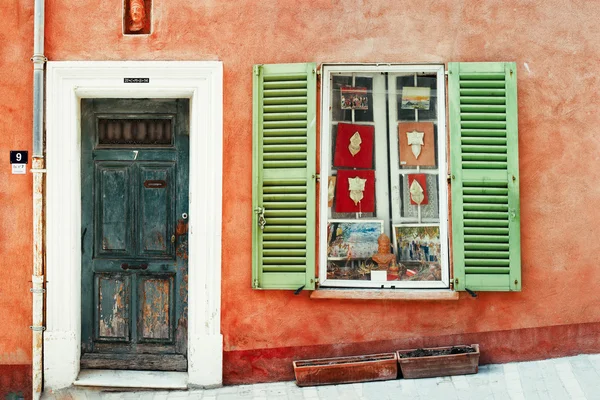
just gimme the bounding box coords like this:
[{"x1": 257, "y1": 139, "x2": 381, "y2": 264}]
[
  {"x1": 29, "y1": 326, "x2": 46, "y2": 332},
  {"x1": 30, "y1": 288, "x2": 46, "y2": 294},
  {"x1": 30, "y1": 54, "x2": 48, "y2": 64},
  {"x1": 30, "y1": 169, "x2": 47, "y2": 173}
]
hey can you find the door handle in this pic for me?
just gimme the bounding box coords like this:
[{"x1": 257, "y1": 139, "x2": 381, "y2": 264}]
[{"x1": 121, "y1": 263, "x2": 148, "y2": 271}]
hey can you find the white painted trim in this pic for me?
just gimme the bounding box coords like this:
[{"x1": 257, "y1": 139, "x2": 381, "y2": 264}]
[{"x1": 44, "y1": 61, "x2": 223, "y2": 390}]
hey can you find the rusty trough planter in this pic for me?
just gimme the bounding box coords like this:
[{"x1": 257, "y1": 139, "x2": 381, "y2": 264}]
[
  {"x1": 293, "y1": 353, "x2": 398, "y2": 386},
  {"x1": 396, "y1": 344, "x2": 480, "y2": 379}
]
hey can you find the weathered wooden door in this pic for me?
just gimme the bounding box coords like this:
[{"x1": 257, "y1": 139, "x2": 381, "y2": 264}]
[{"x1": 80, "y1": 99, "x2": 189, "y2": 371}]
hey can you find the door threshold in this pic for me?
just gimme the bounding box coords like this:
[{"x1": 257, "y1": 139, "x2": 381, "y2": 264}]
[{"x1": 74, "y1": 369, "x2": 188, "y2": 390}]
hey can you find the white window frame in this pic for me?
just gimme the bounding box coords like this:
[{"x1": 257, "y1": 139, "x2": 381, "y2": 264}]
[{"x1": 318, "y1": 64, "x2": 449, "y2": 289}]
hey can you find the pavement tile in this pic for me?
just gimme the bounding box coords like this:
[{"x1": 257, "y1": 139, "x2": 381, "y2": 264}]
[{"x1": 300, "y1": 387, "x2": 318, "y2": 399}]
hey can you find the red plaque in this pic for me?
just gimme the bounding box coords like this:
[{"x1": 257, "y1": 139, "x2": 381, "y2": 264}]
[
  {"x1": 333, "y1": 123, "x2": 374, "y2": 169},
  {"x1": 335, "y1": 170, "x2": 376, "y2": 213}
]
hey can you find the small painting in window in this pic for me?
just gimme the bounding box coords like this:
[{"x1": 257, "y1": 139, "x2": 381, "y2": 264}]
[
  {"x1": 341, "y1": 87, "x2": 369, "y2": 110},
  {"x1": 401, "y1": 86, "x2": 430, "y2": 110}
]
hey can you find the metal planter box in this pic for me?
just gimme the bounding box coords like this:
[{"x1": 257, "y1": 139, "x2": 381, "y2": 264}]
[
  {"x1": 293, "y1": 353, "x2": 398, "y2": 386},
  {"x1": 397, "y1": 344, "x2": 480, "y2": 379}
]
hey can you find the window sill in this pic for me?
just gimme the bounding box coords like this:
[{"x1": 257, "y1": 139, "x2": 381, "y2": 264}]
[{"x1": 310, "y1": 288, "x2": 459, "y2": 301}]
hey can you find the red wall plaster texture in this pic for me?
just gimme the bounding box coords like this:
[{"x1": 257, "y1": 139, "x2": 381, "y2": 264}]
[
  {"x1": 0, "y1": 0, "x2": 35, "y2": 373},
  {"x1": 1, "y1": 0, "x2": 600, "y2": 385}
]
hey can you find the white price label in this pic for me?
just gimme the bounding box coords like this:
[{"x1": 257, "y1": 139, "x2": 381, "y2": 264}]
[{"x1": 12, "y1": 164, "x2": 26, "y2": 174}]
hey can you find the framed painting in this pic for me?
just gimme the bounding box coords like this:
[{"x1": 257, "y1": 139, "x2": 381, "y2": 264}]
[
  {"x1": 327, "y1": 220, "x2": 383, "y2": 259},
  {"x1": 393, "y1": 224, "x2": 442, "y2": 281}
]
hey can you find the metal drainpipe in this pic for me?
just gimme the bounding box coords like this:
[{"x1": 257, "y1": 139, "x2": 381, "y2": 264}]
[{"x1": 31, "y1": 0, "x2": 46, "y2": 397}]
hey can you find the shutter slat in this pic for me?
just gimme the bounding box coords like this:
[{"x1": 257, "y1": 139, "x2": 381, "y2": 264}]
[
  {"x1": 463, "y1": 195, "x2": 508, "y2": 203},
  {"x1": 263, "y1": 97, "x2": 308, "y2": 105},
  {"x1": 460, "y1": 113, "x2": 506, "y2": 121},
  {"x1": 463, "y1": 204, "x2": 509, "y2": 211},
  {"x1": 459, "y1": 96, "x2": 506, "y2": 105},
  {"x1": 263, "y1": 225, "x2": 307, "y2": 233},
  {"x1": 262, "y1": 266, "x2": 307, "y2": 272},
  {"x1": 461, "y1": 105, "x2": 507, "y2": 113},
  {"x1": 464, "y1": 227, "x2": 510, "y2": 235},
  {"x1": 263, "y1": 201, "x2": 307, "y2": 209},
  {"x1": 265, "y1": 218, "x2": 307, "y2": 225},
  {"x1": 263, "y1": 121, "x2": 307, "y2": 129},
  {"x1": 263, "y1": 80, "x2": 307, "y2": 89},
  {"x1": 264, "y1": 137, "x2": 307, "y2": 145},
  {"x1": 262, "y1": 241, "x2": 306, "y2": 249},
  {"x1": 263, "y1": 152, "x2": 307, "y2": 160},
  {"x1": 463, "y1": 219, "x2": 509, "y2": 227},
  {"x1": 460, "y1": 80, "x2": 506, "y2": 88},
  {"x1": 450, "y1": 65, "x2": 520, "y2": 290},
  {"x1": 264, "y1": 104, "x2": 307, "y2": 113},
  {"x1": 459, "y1": 73, "x2": 505, "y2": 80},
  {"x1": 464, "y1": 235, "x2": 509, "y2": 243},
  {"x1": 463, "y1": 211, "x2": 508, "y2": 219},
  {"x1": 263, "y1": 250, "x2": 307, "y2": 257},
  {"x1": 263, "y1": 73, "x2": 307, "y2": 81},
  {"x1": 463, "y1": 188, "x2": 508, "y2": 195},
  {"x1": 462, "y1": 161, "x2": 508, "y2": 169},
  {"x1": 263, "y1": 233, "x2": 307, "y2": 241},
  {"x1": 263, "y1": 186, "x2": 306, "y2": 194},
  {"x1": 464, "y1": 243, "x2": 510, "y2": 250},
  {"x1": 461, "y1": 121, "x2": 507, "y2": 129},
  {"x1": 263, "y1": 112, "x2": 308, "y2": 121},
  {"x1": 465, "y1": 259, "x2": 510, "y2": 267},
  {"x1": 461, "y1": 129, "x2": 507, "y2": 137},
  {"x1": 253, "y1": 63, "x2": 316, "y2": 290},
  {"x1": 264, "y1": 160, "x2": 307, "y2": 168},
  {"x1": 263, "y1": 257, "x2": 306, "y2": 264},
  {"x1": 460, "y1": 88, "x2": 506, "y2": 96},
  {"x1": 264, "y1": 88, "x2": 308, "y2": 97},
  {"x1": 465, "y1": 267, "x2": 511, "y2": 274},
  {"x1": 462, "y1": 138, "x2": 507, "y2": 146},
  {"x1": 263, "y1": 128, "x2": 307, "y2": 137},
  {"x1": 462, "y1": 154, "x2": 507, "y2": 162},
  {"x1": 465, "y1": 251, "x2": 510, "y2": 259}
]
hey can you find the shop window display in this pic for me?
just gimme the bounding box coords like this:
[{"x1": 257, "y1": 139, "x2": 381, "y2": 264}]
[{"x1": 319, "y1": 65, "x2": 450, "y2": 289}]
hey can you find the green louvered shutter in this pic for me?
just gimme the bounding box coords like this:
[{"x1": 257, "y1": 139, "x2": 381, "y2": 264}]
[
  {"x1": 449, "y1": 62, "x2": 521, "y2": 292},
  {"x1": 252, "y1": 63, "x2": 317, "y2": 290}
]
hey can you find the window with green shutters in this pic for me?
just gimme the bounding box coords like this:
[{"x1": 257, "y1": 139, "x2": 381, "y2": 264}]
[{"x1": 252, "y1": 62, "x2": 520, "y2": 293}]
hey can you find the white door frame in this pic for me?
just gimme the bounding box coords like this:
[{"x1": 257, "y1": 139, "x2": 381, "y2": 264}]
[{"x1": 44, "y1": 61, "x2": 223, "y2": 389}]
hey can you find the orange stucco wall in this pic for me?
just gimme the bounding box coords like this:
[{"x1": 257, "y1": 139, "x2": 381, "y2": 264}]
[{"x1": 1, "y1": 0, "x2": 600, "y2": 388}]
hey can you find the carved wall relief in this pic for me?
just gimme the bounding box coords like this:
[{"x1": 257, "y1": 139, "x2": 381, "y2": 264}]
[{"x1": 124, "y1": 0, "x2": 151, "y2": 35}]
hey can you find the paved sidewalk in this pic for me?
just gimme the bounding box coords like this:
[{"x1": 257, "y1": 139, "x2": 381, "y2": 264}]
[{"x1": 44, "y1": 354, "x2": 600, "y2": 399}]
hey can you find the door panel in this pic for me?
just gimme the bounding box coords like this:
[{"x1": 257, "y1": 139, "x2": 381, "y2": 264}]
[
  {"x1": 81, "y1": 98, "x2": 189, "y2": 371},
  {"x1": 138, "y1": 274, "x2": 174, "y2": 342},
  {"x1": 96, "y1": 273, "x2": 131, "y2": 342},
  {"x1": 95, "y1": 163, "x2": 133, "y2": 256},
  {"x1": 139, "y1": 163, "x2": 175, "y2": 258}
]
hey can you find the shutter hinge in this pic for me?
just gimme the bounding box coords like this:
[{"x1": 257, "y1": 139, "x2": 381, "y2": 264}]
[
  {"x1": 445, "y1": 70, "x2": 450, "y2": 76},
  {"x1": 254, "y1": 65, "x2": 262, "y2": 76},
  {"x1": 252, "y1": 278, "x2": 260, "y2": 289},
  {"x1": 449, "y1": 280, "x2": 454, "y2": 290},
  {"x1": 313, "y1": 173, "x2": 320, "y2": 182}
]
